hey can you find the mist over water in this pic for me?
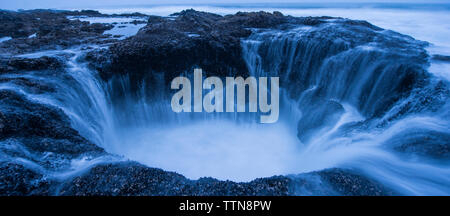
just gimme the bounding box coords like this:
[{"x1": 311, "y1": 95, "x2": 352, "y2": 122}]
[
  {"x1": 99, "y1": 75, "x2": 304, "y2": 181},
  {"x1": 113, "y1": 121, "x2": 302, "y2": 181}
]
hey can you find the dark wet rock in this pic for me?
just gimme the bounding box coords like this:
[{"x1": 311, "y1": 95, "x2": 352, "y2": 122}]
[
  {"x1": 338, "y1": 19, "x2": 383, "y2": 31},
  {"x1": 58, "y1": 162, "x2": 392, "y2": 196},
  {"x1": 84, "y1": 49, "x2": 112, "y2": 77},
  {"x1": 220, "y1": 11, "x2": 287, "y2": 28},
  {"x1": 65, "y1": 10, "x2": 104, "y2": 17},
  {"x1": 187, "y1": 176, "x2": 291, "y2": 196},
  {"x1": 288, "y1": 173, "x2": 338, "y2": 195},
  {"x1": 0, "y1": 159, "x2": 396, "y2": 196},
  {"x1": 0, "y1": 162, "x2": 52, "y2": 195},
  {"x1": 432, "y1": 54, "x2": 450, "y2": 62},
  {"x1": 22, "y1": 137, "x2": 103, "y2": 158},
  {"x1": 99, "y1": 10, "x2": 254, "y2": 83},
  {"x1": 288, "y1": 168, "x2": 397, "y2": 196},
  {"x1": 109, "y1": 12, "x2": 149, "y2": 18},
  {"x1": 0, "y1": 10, "x2": 115, "y2": 54},
  {"x1": 0, "y1": 77, "x2": 55, "y2": 94},
  {"x1": 253, "y1": 18, "x2": 429, "y2": 120},
  {"x1": 0, "y1": 86, "x2": 104, "y2": 190},
  {"x1": 129, "y1": 20, "x2": 147, "y2": 25},
  {"x1": 316, "y1": 168, "x2": 397, "y2": 196},
  {"x1": 0, "y1": 90, "x2": 104, "y2": 157},
  {"x1": 57, "y1": 162, "x2": 188, "y2": 195},
  {"x1": 0, "y1": 56, "x2": 64, "y2": 73},
  {"x1": 0, "y1": 9, "x2": 443, "y2": 196},
  {"x1": 381, "y1": 80, "x2": 450, "y2": 124},
  {"x1": 89, "y1": 9, "x2": 332, "y2": 88},
  {"x1": 58, "y1": 161, "x2": 291, "y2": 196},
  {"x1": 0, "y1": 9, "x2": 117, "y2": 39},
  {"x1": 365, "y1": 64, "x2": 430, "y2": 119}
]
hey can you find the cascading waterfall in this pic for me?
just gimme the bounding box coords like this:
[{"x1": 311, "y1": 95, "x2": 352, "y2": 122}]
[
  {"x1": 0, "y1": 48, "x2": 122, "y2": 181},
  {"x1": 2, "y1": 18, "x2": 449, "y2": 195},
  {"x1": 240, "y1": 22, "x2": 450, "y2": 195},
  {"x1": 99, "y1": 69, "x2": 305, "y2": 182}
]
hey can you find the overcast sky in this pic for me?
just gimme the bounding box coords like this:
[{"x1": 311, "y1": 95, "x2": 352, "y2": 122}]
[{"x1": 0, "y1": 0, "x2": 447, "y2": 10}]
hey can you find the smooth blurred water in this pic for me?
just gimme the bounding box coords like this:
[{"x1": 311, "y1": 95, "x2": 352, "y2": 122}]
[
  {"x1": 65, "y1": 5, "x2": 449, "y2": 190},
  {"x1": 2, "y1": 4, "x2": 449, "y2": 194}
]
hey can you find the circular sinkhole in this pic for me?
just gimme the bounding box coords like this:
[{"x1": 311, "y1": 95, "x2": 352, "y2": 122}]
[{"x1": 107, "y1": 118, "x2": 303, "y2": 182}]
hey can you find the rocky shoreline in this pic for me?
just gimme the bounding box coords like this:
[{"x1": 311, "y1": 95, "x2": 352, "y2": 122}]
[{"x1": 1, "y1": 8, "x2": 438, "y2": 195}]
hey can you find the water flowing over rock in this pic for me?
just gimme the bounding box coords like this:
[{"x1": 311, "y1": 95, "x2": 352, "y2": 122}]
[{"x1": 0, "y1": 9, "x2": 449, "y2": 195}]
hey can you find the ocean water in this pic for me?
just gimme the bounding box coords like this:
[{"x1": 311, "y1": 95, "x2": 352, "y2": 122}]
[
  {"x1": 3, "y1": 3, "x2": 449, "y2": 194},
  {"x1": 82, "y1": 3, "x2": 450, "y2": 74},
  {"x1": 65, "y1": 4, "x2": 450, "y2": 186},
  {"x1": 83, "y1": 5, "x2": 444, "y2": 44}
]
